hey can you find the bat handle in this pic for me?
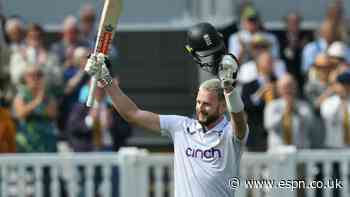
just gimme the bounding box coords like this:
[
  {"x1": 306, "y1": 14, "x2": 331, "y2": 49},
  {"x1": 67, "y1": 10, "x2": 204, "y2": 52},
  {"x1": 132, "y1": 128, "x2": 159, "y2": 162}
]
[{"x1": 86, "y1": 76, "x2": 98, "y2": 107}]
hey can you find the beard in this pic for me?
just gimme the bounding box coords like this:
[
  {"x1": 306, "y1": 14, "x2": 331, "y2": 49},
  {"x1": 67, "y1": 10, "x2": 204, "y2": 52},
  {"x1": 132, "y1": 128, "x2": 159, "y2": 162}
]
[{"x1": 196, "y1": 111, "x2": 221, "y2": 127}]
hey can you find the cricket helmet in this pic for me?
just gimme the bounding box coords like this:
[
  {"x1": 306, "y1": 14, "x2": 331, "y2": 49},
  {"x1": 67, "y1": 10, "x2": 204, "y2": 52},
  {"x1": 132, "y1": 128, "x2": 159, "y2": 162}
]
[{"x1": 185, "y1": 22, "x2": 226, "y2": 75}]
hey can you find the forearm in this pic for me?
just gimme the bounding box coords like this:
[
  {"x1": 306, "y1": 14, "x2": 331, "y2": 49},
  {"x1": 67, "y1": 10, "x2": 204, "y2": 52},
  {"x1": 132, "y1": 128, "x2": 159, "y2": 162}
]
[
  {"x1": 315, "y1": 87, "x2": 334, "y2": 109},
  {"x1": 14, "y1": 98, "x2": 40, "y2": 120},
  {"x1": 64, "y1": 71, "x2": 85, "y2": 94},
  {"x1": 230, "y1": 111, "x2": 247, "y2": 139}
]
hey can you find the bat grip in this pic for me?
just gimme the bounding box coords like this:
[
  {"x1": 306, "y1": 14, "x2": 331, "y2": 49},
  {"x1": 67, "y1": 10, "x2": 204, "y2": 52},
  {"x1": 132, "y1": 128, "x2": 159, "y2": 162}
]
[{"x1": 86, "y1": 76, "x2": 98, "y2": 107}]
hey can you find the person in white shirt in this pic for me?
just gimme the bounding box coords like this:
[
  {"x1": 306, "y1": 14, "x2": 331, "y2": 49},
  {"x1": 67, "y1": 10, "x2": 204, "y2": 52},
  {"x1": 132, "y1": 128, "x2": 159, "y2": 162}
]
[
  {"x1": 321, "y1": 69, "x2": 350, "y2": 148},
  {"x1": 85, "y1": 23, "x2": 248, "y2": 197},
  {"x1": 4, "y1": 18, "x2": 25, "y2": 53},
  {"x1": 264, "y1": 74, "x2": 314, "y2": 150}
]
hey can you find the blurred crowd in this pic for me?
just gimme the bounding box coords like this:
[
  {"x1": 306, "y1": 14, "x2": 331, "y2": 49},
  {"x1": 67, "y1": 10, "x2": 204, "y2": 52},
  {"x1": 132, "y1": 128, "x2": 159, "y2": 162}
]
[
  {"x1": 231, "y1": 1, "x2": 350, "y2": 152},
  {"x1": 1, "y1": 0, "x2": 350, "y2": 154},
  {"x1": 0, "y1": 3, "x2": 131, "y2": 154}
]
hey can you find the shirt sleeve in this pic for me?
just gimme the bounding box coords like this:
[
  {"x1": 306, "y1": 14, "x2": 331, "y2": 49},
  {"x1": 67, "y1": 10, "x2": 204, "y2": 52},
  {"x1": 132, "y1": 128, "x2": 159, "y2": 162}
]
[
  {"x1": 302, "y1": 43, "x2": 315, "y2": 74},
  {"x1": 269, "y1": 34, "x2": 280, "y2": 59},
  {"x1": 228, "y1": 34, "x2": 241, "y2": 58},
  {"x1": 159, "y1": 115, "x2": 188, "y2": 139},
  {"x1": 274, "y1": 60, "x2": 287, "y2": 79}
]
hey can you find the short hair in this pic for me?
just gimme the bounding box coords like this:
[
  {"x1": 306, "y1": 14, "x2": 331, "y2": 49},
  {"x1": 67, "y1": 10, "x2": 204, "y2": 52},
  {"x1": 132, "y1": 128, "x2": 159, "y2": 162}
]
[
  {"x1": 79, "y1": 3, "x2": 96, "y2": 19},
  {"x1": 24, "y1": 64, "x2": 43, "y2": 74},
  {"x1": 62, "y1": 15, "x2": 78, "y2": 31},
  {"x1": 283, "y1": 11, "x2": 302, "y2": 24},
  {"x1": 20, "y1": 64, "x2": 44, "y2": 84},
  {"x1": 199, "y1": 78, "x2": 225, "y2": 101},
  {"x1": 27, "y1": 23, "x2": 44, "y2": 35},
  {"x1": 5, "y1": 18, "x2": 23, "y2": 33},
  {"x1": 73, "y1": 47, "x2": 88, "y2": 64}
]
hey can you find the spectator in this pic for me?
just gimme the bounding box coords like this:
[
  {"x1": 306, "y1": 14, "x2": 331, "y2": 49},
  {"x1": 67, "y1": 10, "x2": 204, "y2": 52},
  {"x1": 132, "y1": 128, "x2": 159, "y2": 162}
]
[
  {"x1": 65, "y1": 83, "x2": 131, "y2": 152},
  {"x1": 325, "y1": 0, "x2": 349, "y2": 43},
  {"x1": 4, "y1": 17, "x2": 25, "y2": 53},
  {"x1": 241, "y1": 51, "x2": 279, "y2": 151},
  {"x1": 238, "y1": 47, "x2": 286, "y2": 85},
  {"x1": 51, "y1": 15, "x2": 89, "y2": 66},
  {"x1": 249, "y1": 33, "x2": 274, "y2": 59},
  {"x1": 0, "y1": 106, "x2": 16, "y2": 153},
  {"x1": 63, "y1": 47, "x2": 89, "y2": 94},
  {"x1": 57, "y1": 46, "x2": 89, "y2": 133},
  {"x1": 264, "y1": 74, "x2": 313, "y2": 150},
  {"x1": 0, "y1": 7, "x2": 6, "y2": 54},
  {"x1": 13, "y1": 65, "x2": 58, "y2": 152},
  {"x1": 79, "y1": 3, "x2": 97, "y2": 47},
  {"x1": 228, "y1": 5, "x2": 280, "y2": 64},
  {"x1": 2, "y1": 18, "x2": 26, "y2": 104},
  {"x1": 327, "y1": 41, "x2": 350, "y2": 83},
  {"x1": 304, "y1": 53, "x2": 336, "y2": 148},
  {"x1": 302, "y1": 19, "x2": 346, "y2": 74},
  {"x1": 321, "y1": 69, "x2": 350, "y2": 148},
  {"x1": 0, "y1": 16, "x2": 13, "y2": 105},
  {"x1": 304, "y1": 53, "x2": 336, "y2": 111},
  {"x1": 279, "y1": 12, "x2": 312, "y2": 93},
  {"x1": 9, "y1": 23, "x2": 62, "y2": 88},
  {"x1": 0, "y1": 103, "x2": 17, "y2": 197}
]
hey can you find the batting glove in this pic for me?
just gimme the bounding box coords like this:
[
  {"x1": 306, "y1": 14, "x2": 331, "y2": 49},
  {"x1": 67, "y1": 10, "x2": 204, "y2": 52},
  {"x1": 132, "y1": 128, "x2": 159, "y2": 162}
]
[
  {"x1": 85, "y1": 53, "x2": 113, "y2": 87},
  {"x1": 218, "y1": 55, "x2": 239, "y2": 90}
]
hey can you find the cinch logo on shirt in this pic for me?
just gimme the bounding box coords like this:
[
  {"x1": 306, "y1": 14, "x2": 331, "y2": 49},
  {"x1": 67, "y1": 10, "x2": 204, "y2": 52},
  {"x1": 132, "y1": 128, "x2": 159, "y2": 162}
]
[{"x1": 185, "y1": 147, "x2": 222, "y2": 159}]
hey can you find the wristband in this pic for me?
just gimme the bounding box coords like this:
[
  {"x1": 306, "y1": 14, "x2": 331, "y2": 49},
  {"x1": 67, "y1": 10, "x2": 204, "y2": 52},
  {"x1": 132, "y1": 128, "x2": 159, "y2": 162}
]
[{"x1": 225, "y1": 88, "x2": 244, "y2": 113}]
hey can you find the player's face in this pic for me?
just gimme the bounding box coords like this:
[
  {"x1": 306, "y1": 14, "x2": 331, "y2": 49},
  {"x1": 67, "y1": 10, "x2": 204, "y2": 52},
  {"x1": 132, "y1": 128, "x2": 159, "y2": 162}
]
[{"x1": 196, "y1": 88, "x2": 225, "y2": 126}]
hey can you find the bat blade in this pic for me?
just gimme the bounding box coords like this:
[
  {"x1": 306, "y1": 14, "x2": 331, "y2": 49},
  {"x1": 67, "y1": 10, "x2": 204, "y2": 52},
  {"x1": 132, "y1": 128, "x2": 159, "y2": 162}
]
[
  {"x1": 94, "y1": 0, "x2": 122, "y2": 55},
  {"x1": 86, "y1": 0, "x2": 122, "y2": 107}
]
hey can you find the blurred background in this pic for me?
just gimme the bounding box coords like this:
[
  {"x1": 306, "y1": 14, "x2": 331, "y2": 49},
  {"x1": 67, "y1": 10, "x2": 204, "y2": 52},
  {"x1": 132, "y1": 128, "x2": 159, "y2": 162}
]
[{"x1": 1, "y1": 0, "x2": 350, "y2": 196}]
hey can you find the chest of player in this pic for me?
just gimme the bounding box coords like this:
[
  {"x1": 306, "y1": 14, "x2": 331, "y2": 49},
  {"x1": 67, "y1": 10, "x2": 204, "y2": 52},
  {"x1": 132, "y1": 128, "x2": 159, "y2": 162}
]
[{"x1": 173, "y1": 124, "x2": 231, "y2": 162}]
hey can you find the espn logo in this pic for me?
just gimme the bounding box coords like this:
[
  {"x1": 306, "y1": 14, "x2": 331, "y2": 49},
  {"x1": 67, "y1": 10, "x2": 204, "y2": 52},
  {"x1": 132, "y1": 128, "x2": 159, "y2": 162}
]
[{"x1": 185, "y1": 147, "x2": 222, "y2": 159}]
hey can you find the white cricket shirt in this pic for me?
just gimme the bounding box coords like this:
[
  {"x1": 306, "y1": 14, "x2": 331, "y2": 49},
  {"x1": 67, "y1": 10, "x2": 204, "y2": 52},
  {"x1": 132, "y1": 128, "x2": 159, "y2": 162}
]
[{"x1": 160, "y1": 115, "x2": 248, "y2": 197}]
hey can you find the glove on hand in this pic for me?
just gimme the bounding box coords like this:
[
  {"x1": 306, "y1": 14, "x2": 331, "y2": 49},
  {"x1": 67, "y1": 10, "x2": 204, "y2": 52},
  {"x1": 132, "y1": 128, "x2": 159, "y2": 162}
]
[
  {"x1": 85, "y1": 53, "x2": 113, "y2": 88},
  {"x1": 218, "y1": 54, "x2": 239, "y2": 89}
]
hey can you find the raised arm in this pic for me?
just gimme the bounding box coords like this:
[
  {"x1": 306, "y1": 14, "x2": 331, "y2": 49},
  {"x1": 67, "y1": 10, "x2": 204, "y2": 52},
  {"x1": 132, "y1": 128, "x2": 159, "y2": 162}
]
[
  {"x1": 219, "y1": 55, "x2": 248, "y2": 140},
  {"x1": 224, "y1": 88, "x2": 247, "y2": 140},
  {"x1": 85, "y1": 53, "x2": 161, "y2": 133},
  {"x1": 104, "y1": 80, "x2": 160, "y2": 132}
]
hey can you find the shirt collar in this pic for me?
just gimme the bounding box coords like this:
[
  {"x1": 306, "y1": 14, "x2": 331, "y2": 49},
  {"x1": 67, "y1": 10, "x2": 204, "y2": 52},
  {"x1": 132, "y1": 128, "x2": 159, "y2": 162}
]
[{"x1": 195, "y1": 116, "x2": 229, "y2": 134}]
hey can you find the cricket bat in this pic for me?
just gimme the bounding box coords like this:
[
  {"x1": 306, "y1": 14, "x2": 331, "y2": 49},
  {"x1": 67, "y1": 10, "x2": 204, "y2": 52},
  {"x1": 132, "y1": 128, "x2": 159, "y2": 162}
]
[{"x1": 86, "y1": 0, "x2": 122, "y2": 107}]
